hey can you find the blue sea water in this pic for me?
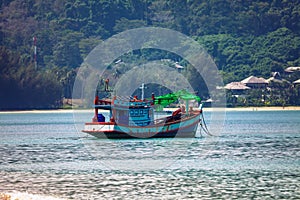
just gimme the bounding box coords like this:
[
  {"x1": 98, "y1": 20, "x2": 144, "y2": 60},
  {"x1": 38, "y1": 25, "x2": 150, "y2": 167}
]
[{"x1": 0, "y1": 110, "x2": 299, "y2": 199}]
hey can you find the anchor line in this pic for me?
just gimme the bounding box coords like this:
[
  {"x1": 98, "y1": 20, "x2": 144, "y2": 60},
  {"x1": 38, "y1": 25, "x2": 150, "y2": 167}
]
[{"x1": 200, "y1": 112, "x2": 214, "y2": 136}]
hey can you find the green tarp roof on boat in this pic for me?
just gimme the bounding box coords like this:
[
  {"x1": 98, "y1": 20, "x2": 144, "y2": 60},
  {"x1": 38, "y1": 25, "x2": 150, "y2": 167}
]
[
  {"x1": 174, "y1": 89, "x2": 201, "y2": 101},
  {"x1": 153, "y1": 89, "x2": 201, "y2": 106}
]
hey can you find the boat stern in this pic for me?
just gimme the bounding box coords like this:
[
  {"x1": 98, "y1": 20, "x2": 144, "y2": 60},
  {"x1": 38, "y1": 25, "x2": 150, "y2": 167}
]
[{"x1": 83, "y1": 122, "x2": 115, "y2": 133}]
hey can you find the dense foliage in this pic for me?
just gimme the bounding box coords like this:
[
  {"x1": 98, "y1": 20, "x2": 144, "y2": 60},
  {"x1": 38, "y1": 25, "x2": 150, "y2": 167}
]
[{"x1": 1, "y1": 0, "x2": 300, "y2": 109}]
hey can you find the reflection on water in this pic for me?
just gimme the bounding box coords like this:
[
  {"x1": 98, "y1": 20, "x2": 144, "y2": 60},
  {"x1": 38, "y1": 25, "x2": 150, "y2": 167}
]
[
  {"x1": 0, "y1": 111, "x2": 299, "y2": 199},
  {"x1": 1, "y1": 169, "x2": 299, "y2": 199},
  {"x1": 0, "y1": 192, "x2": 66, "y2": 200}
]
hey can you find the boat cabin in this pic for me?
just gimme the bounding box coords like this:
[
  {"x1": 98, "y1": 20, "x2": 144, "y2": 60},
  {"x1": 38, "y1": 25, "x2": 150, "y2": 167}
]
[{"x1": 93, "y1": 96, "x2": 154, "y2": 127}]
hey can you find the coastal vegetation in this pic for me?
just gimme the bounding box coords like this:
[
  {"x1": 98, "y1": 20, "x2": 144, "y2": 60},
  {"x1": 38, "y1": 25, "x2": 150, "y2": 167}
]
[{"x1": 1, "y1": 0, "x2": 300, "y2": 109}]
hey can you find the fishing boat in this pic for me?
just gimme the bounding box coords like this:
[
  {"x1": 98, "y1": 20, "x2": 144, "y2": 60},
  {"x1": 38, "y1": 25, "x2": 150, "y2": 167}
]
[{"x1": 82, "y1": 88, "x2": 204, "y2": 139}]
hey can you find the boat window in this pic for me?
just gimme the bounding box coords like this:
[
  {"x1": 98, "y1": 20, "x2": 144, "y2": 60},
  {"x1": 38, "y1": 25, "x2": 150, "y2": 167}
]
[
  {"x1": 130, "y1": 110, "x2": 134, "y2": 116},
  {"x1": 144, "y1": 110, "x2": 148, "y2": 114},
  {"x1": 135, "y1": 110, "x2": 139, "y2": 115},
  {"x1": 140, "y1": 110, "x2": 144, "y2": 114}
]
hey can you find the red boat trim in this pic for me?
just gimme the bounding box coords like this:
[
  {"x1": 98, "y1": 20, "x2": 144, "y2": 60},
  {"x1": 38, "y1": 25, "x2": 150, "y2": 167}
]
[
  {"x1": 83, "y1": 118, "x2": 200, "y2": 134},
  {"x1": 84, "y1": 111, "x2": 201, "y2": 128},
  {"x1": 85, "y1": 122, "x2": 116, "y2": 125}
]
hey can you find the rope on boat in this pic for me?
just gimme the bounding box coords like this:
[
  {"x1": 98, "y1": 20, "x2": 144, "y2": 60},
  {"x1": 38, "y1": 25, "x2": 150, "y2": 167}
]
[
  {"x1": 195, "y1": 103, "x2": 213, "y2": 137},
  {"x1": 201, "y1": 112, "x2": 213, "y2": 136},
  {"x1": 196, "y1": 111, "x2": 214, "y2": 137}
]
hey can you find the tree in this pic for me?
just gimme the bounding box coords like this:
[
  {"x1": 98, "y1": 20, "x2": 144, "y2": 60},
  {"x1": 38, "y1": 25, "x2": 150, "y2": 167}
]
[{"x1": 53, "y1": 32, "x2": 83, "y2": 68}]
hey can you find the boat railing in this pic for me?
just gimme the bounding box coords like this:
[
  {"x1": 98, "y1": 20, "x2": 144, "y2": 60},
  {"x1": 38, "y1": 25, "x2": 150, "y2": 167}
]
[
  {"x1": 153, "y1": 118, "x2": 167, "y2": 125},
  {"x1": 154, "y1": 111, "x2": 200, "y2": 125}
]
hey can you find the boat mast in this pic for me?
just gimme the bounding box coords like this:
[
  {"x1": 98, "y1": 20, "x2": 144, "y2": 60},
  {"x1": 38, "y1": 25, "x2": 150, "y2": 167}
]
[
  {"x1": 140, "y1": 83, "x2": 145, "y2": 100},
  {"x1": 139, "y1": 65, "x2": 146, "y2": 100}
]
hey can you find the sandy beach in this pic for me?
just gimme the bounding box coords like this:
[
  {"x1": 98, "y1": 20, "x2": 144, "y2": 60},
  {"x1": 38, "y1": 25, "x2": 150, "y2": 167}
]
[
  {"x1": 217, "y1": 106, "x2": 300, "y2": 111},
  {"x1": 166, "y1": 106, "x2": 300, "y2": 112},
  {"x1": 0, "y1": 109, "x2": 94, "y2": 114},
  {"x1": 222, "y1": 106, "x2": 300, "y2": 111},
  {"x1": 1, "y1": 106, "x2": 300, "y2": 114}
]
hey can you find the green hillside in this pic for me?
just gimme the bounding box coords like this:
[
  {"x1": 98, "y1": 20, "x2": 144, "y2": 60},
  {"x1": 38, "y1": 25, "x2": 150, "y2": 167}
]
[{"x1": 1, "y1": 0, "x2": 300, "y2": 109}]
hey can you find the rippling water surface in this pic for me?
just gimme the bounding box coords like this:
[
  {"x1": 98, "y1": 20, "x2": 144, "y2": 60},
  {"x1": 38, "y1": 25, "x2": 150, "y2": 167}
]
[{"x1": 0, "y1": 110, "x2": 299, "y2": 199}]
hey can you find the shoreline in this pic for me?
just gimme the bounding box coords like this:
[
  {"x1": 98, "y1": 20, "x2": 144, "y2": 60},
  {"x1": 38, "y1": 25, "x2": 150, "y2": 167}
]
[
  {"x1": 166, "y1": 106, "x2": 300, "y2": 112},
  {"x1": 217, "y1": 106, "x2": 300, "y2": 111},
  {"x1": 1, "y1": 106, "x2": 300, "y2": 114},
  {"x1": 0, "y1": 109, "x2": 94, "y2": 114}
]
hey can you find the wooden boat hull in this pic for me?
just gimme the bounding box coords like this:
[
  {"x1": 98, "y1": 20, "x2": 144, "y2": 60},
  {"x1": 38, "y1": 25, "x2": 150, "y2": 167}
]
[{"x1": 83, "y1": 112, "x2": 201, "y2": 139}]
